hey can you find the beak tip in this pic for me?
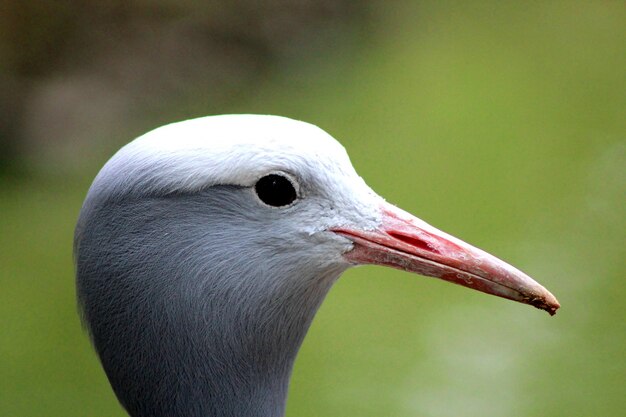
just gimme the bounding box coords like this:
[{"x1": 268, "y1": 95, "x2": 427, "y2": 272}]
[{"x1": 529, "y1": 290, "x2": 560, "y2": 316}]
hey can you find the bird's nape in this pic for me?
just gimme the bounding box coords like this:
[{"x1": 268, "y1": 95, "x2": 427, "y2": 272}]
[{"x1": 75, "y1": 114, "x2": 559, "y2": 417}]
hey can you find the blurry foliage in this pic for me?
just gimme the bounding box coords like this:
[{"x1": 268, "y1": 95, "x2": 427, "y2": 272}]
[
  {"x1": 0, "y1": 0, "x2": 370, "y2": 174},
  {"x1": 1, "y1": 1, "x2": 625, "y2": 417}
]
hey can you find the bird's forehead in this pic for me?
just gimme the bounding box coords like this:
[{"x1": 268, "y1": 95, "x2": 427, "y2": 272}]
[{"x1": 95, "y1": 115, "x2": 361, "y2": 197}]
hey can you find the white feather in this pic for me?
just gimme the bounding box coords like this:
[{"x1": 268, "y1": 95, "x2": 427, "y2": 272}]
[{"x1": 88, "y1": 114, "x2": 383, "y2": 233}]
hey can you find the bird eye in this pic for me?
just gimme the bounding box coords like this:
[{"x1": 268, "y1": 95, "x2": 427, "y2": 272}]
[{"x1": 254, "y1": 174, "x2": 298, "y2": 207}]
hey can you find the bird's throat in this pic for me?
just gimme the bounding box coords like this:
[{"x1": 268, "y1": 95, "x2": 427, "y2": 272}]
[{"x1": 103, "y1": 267, "x2": 341, "y2": 417}]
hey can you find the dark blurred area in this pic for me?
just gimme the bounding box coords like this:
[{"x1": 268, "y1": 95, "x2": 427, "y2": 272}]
[{"x1": 0, "y1": 0, "x2": 369, "y2": 174}]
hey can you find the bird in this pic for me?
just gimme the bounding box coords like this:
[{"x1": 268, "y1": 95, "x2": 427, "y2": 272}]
[{"x1": 74, "y1": 114, "x2": 559, "y2": 417}]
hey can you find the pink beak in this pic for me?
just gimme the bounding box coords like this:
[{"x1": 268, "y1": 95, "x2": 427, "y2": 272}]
[{"x1": 333, "y1": 203, "x2": 560, "y2": 315}]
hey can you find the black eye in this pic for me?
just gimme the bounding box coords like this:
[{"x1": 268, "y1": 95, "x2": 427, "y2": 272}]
[{"x1": 254, "y1": 174, "x2": 298, "y2": 207}]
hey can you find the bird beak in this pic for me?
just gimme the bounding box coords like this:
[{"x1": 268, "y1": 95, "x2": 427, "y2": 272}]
[{"x1": 333, "y1": 203, "x2": 560, "y2": 315}]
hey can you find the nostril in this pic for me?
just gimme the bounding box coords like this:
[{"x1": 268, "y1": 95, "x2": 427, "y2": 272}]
[{"x1": 387, "y1": 231, "x2": 439, "y2": 254}]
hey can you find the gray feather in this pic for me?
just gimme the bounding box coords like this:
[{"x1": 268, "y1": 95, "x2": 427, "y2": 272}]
[{"x1": 76, "y1": 186, "x2": 348, "y2": 417}]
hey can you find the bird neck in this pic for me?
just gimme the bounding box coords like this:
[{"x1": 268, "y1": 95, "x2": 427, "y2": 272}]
[
  {"x1": 76, "y1": 189, "x2": 349, "y2": 417},
  {"x1": 82, "y1": 246, "x2": 343, "y2": 417},
  {"x1": 187, "y1": 267, "x2": 342, "y2": 417},
  {"x1": 132, "y1": 268, "x2": 341, "y2": 417}
]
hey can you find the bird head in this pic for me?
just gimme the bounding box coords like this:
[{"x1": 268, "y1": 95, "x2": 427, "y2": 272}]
[
  {"x1": 75, "y1": 114, "x2": 558, "y2": 417},
  {"x1": 79, "y1": 114, "x2": 558, "y2": 314}
]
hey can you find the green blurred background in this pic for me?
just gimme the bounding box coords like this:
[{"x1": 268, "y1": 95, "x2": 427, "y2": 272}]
[{"x1": 1, "y1": 1, "x2": 624, "y2": 416}]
